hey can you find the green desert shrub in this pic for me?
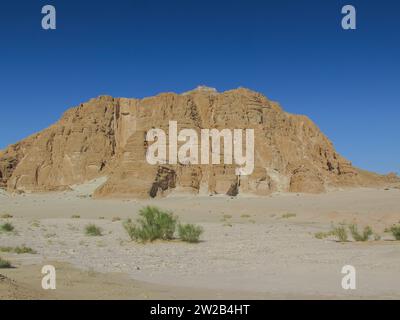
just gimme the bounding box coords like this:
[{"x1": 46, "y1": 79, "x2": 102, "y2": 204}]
[
  {"x1": 282, "y1": 213, "x2": 296, "y2": 219},
  {"x1": 0, "y1": 222, "x2": 14, "y2": 232},
  {"x1": 123, "y1": 206, "x2": 177, "y2": 242},
  {"x1": 221, "y1": 214, "x2": 232, "y2": 221},
  {"x1": 316, "y1": 224, "x2": 379, "y2": 242},
  {"x1": 332, "y1": 225, "x2": 348, "y2": 242},
  {"x1": 85, "y1": 224, "x2": 102, "y2": 236},
  {"x1": 0, "y1": 246, "x2": 37, "y2": 254},
  {"x1": 0, "y1": 257, "x2": 12, "y2": 268},
  {"x1": 349, "y1": 224, "x2": 373, "y2": 242},
  {"x1": 178, "y1": 224, "x2": 203, "y2": 243},
  {"x1": 14, "y1": 246, "x2": 37, "y2": 254},
  {"x1": 390, "y1": 224, "x2": 400, "y2": 240},
  {"x1": 314, "y1": 231, "x2": 333, "y2": 240}
]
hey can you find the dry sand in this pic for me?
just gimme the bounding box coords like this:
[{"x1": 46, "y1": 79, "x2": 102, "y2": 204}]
[{"x1": 0, "y1": 186, "x2": 400, "y2": 299}]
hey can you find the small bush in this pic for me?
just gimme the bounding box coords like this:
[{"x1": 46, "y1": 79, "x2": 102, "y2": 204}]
[
  {"x1": 178, "y1": 224, "x2": 203, "y2": 243},
  {"x1": 85, "y1": 224, "x2": 102, "y2": 236},
  {"x1": 314, "y1": 232, "x2": 325, "y2": 239},
  {"x1": 220, "y1": 214, "x2": 233, "y2": 222},
  {"x1": 0, "y1": 214, "x2": 13, "y2": 219},
  {"x1": 316, "y1": 224, "x2": 379, "y2": 242},
  {"x1": 71, "y1": 215, "x2": 80, "y2": 219},
  {"x1": 14, "y1": 246, "x2": 37, "y2": 254},
  {"x1": 390, "y1": 224, "x2": 400, "y2": 240},
  {"x1": 282, "y1": 213, "x2": 296, "y2": 219},
  {"x1": 314, "y1": 231, "x2": 333, "y2": 239},
  {"x1": 349, "y1": 224, "x2": 373, "y2": 241},
  {"x1": 0, "y1": 257, "x2": 12, "y2": 268},
  {"x1": 0, "y1": 246, "x2": 37, "y2": 254},
  {"x1": 0, "y1": 222, "x2": 14, "y2": 232},
  {"x1": 123, "y1": 206, "x2": 177, "y2": 242},
  {"x1": 241, "y1": 214, "x2": 251, "y2": 218},
  {"x1": 332, "y1": 226, "x2": 348, "y2": 242},
  {"x1": 112, "y1": 217, "x2": 121, "y2": 222}
]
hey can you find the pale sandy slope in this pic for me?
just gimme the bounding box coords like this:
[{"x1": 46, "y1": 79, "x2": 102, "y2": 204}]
[{"x1": 0, "y1": 186, "x2": 400, "y2": 299}]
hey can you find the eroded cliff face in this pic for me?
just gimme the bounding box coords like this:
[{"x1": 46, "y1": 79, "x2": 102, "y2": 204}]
[{"x1": 0, "y1": 87, "x2": 395, "y2": 197}]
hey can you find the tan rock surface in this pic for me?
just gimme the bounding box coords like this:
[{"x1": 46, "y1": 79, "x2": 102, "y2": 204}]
[{"x1": 0, "y1": 87, "x2": 396, "y2": 197}]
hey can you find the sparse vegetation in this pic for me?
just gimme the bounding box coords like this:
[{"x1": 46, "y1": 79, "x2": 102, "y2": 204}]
[
  {"x1": 390, "y1": 224, "x2": 400, "y2": 240},
  {"x1": 123, "y1": 206, "x2": 204, "y2": 244},
  {"x1": 178, "y1": 224, "x2": 203, "y2": 243},
  {"x1": 14, "y1": 246, "x2": 37, "y2": 254},
  {"x1": 71, "y1": 215, "x2": 80, "y2": 219},
  {"x1": 221, "y1": 214, "x2": 233, "y2": 223},
  {"x1": 222, "y1": 214, "x2": 232, "y2": 220},
  {"x1": 85, "y1": 224, "x2": 103, "y2": 236},
  {"x1": 332, "y1": 225, "x2": 348, "y2": 242},
  {"x1": 112, "y1": 217, "x2": 121, "y2": 222},
  {"x1": 0, "y1": 257, "x2": 12, "y2": 268},
  {"x1": 0, "y1": 213, "x2": 13, "y2": 219},
  {"x1": 123, "y1": 206, "x2": 177, "y2": 242},
  {"x1": 314, "y1": 232, "x2": 324, "y2": 239},
  {"x1": 282, "y1": 213, "x2": 296, "y2": 219},
  {"x1": 0, "y1": 246, "x2": 37, "y2": 254},
  {"x1": 314, "y1": 231, "x2": 333, "y2": 239},
  {"x1": 349, "y1": 224, "x2": 373, "y2": 242},
  {"x1": 315, "y1": 223, "x2": 380, "y2": 242},
  {"x1": 0, "y1": 222, "x2": 14, "y2": 232},
  {"x1": 241, "y1": 214, "x2": 251, "y2": 218}
]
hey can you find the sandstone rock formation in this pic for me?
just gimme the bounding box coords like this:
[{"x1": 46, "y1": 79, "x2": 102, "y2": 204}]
[{"x1": 0, "y1": 87, "x2": 396, "y2": 198}]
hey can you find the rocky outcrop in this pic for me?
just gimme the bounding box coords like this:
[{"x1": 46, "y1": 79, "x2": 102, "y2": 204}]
[
  {"x1": 1, "y1": 96, "x2": 117, "y2": 192},
  {"x1": 0, "y1": 87, "x2": 396, "y2": 197}
]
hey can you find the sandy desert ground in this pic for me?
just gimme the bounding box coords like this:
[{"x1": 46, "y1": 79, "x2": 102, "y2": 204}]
[{"x1": 0, "y1": 183, "x2": 400, "y2": 299}]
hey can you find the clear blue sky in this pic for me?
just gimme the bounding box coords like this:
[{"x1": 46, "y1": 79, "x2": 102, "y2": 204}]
[{"x1": 0, "y1": 0, "x2": 399, "y2": 174}]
